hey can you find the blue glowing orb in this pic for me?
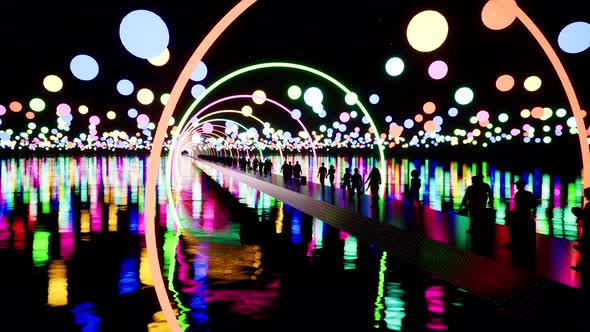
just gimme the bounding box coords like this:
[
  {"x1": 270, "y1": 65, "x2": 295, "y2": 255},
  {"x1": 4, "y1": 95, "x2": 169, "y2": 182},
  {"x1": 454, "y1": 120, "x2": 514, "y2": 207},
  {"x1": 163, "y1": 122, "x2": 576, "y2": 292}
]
[
  {"x1": 117, "y1": 79, "x2": 134, "y2": 96},
  {"x1": 70, "y1": 54, "x2": 99, "y2": 81},
  {"x1": 558, "y1": 22, "x2": 590, "y2": 54},
  {"x1": 119, "y1": 10, "x2": 170, "y2": 59},
  {"x1": 191, "y1": 84, "x2": 206, "y2": 99},
  {"x1": 190, "y1": 61, "x2": 208, "y2": 82}
]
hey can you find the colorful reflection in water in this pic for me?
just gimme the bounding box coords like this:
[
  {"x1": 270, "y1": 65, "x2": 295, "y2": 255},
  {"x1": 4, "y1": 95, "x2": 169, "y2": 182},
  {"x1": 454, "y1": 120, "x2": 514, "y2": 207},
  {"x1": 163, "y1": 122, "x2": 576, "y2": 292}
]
[
  {"x1": 0, "y1": 156, "x2": 517, "y2": 330},
  {"x1": 269, "y1": 155, "x2": 581, "y2": 240}
]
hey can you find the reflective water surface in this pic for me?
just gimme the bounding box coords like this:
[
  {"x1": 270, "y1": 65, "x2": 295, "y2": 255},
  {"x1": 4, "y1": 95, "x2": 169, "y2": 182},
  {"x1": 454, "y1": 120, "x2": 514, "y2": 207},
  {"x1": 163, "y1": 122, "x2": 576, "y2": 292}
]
[{"x1": 0, "y1": 156, "x2": 545, "y2": 331}]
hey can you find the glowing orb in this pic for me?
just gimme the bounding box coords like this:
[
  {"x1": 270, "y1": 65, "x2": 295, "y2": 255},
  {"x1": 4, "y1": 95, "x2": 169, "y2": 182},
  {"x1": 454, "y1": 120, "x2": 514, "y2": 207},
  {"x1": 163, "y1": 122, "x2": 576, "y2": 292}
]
[
  {"x1": 385, "y1": 115, "x2": 392, "y2": 123},
  {"x1": 304, "y1": 87, "x2": 323, "y2": 106},
  {"x1": 385, "y1": 57, "x2": 404, "y2": 77},
  {"x1": 137, "y1": 114, "x2": 149, "y2": 127},
  {"x1": 241, "y1": 105, "x2": 253, "y2": 117},
  {"x1": 148, "y1": 48, "x2": 170, "y2": 66},
  {"x1": 428, "y1": 60, "x2": 448, "y2": 80},
  {"x1": 406, "y1": 10, "x2": 449, "y2": 52},
  {"x1": 190, "y1": 61, "x2": 208, "y2": 82},
  {"x1": 9, "y1": 101, "x2": 22, "y2": 112},
  {"x1": 476, "y1": 110, "x2": 490, "y2": 122},
  {"x1": 29, "y1": 98, "x2": 45, "y2": 112},
  {"x1": 448, "y1": 107, "x2": 458, "y2": 117},
  {"x1": 524, "y1": 76, "x2": 542, "y2": 92},
  {"x1": 202, "y1": 122, "x2": 214, "y2": 134},
  {"x1": 318, "y1": 110, "x2": 327, "y2": 118},
  {"x1": 556, "y1": 108, "x2": 567, "y2": 117},
  {"x1": 252, "y1": 90, "x2": 266, "y2": 104},
  {"x1": 424, "y1": 120, "x2": 437, "y2": 133},
  {"x1": 415, "y1": 114, "x2": 424, "y2": 123},
  {"x1": 369, "y1": 94, "x2": 380, "y2": 104},
  {"x1": 288, "y1": 85, "x2": 302, "y2": 100},
  {"x1": 117, "y1": 79, "x2": 134, "y2": 96},
  {"x1": 137, "y1": 88, "x2": 155, "y2": 105},
  {"x1": 433, "y1": 115, "x2": 443, "y2": 125},
  {"x1": 119, "y1": 10, "x2": 169, "y2": 59},
  {"x1": 128, "y1": 108, "x2": 138, "y2": 118},
  {"x1": 481, "y1": 0, "x2": 517, "y2": 30},
  {"x1": 0, "y1": 105, "x2": 5, "y2": 116},
  {"x1": 344, "y1": 92, "x2": 358, "y2": 105},
  {"x1": 454, "y1": 87, "x2": 474, "y2": 105},
  {"x1": 25, "y1": 112, "x2": 35, "y2": 120},
  {"x1": 105, "y1": 111, "x2": 116, "y2": 120},
  {"x1": 70, "y1": 54, "x2": 99, "y2": 81},
  {"x1": 541, "y1": 108, "x2": 553, "y2": 121},
  {"x1": 56, "y1": 103, "x2": 71, "y2": 116},
  {"x1": 558, "y1": 22, "x2": 590, "y2": 54},
  {"x1": 403, "y1": 119, "x2": 414, "y2": 129},
  {"x1": 43, "y1": 75, "x2": 63, "y2": 92},
  {"x1": 423, "y1": 102, "x2": 436, "y2": 114},
  {"x1": 520, "y1": 109, "x2": 531, "y2": 118},
  {"x1": 531, "y1": 107, "x2": 544, "y2": 119},
  {"x1": 89, "y1": 115, "x2": 100, "y2": 125},
  {"x1": 498, "y1": 113, "x2": 509, "y2": 122},
  {"x1": 78, "y1": 105, "x2": 89, "y2": 115},
  {"x1": 191, "y1": 84, "x2": 206, "y2": 99},
  {"x1": 496, "y1": 74, "x2": 515, "y2": 92},
  {"x1": 339, "y1": 112, "x2": 350, "y2": 123},
  {"x1": 291, "y1": 109, "x2": 301, "y2": 120}
]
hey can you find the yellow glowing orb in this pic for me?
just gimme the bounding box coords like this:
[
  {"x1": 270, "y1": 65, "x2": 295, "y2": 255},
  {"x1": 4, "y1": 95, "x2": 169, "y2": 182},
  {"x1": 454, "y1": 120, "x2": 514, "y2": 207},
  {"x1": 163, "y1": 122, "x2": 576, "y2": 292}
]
[
  {"x1": 241, "y1": 105, "x2": 253, "y2": 117},
  {"x1": 107, "y1": 111, "x2": 117, "y2": 120},
  {"x1": 252, "y1": 90, "x2": 266, "y2": 105},
  {"x1": 78, "y1": 105, "x2": 89, "y2": 114},
  {"x1": 524, "y1": 76, "x2": 542, "y2": 92},
  {"x1": 43, "y1": 75, "x2": 63, "y2": 93},
  {"x1": 137, "y1": 88, "x2": 155, "y2": 105},
  {"x1": 148, "y1": 48, "x2": 170, "y2": 66},
  {"x1": 406, "y1": 10, "x2": 449, "y2": 53},
  {"x1": 160, "y1": 93, "x2": 170, "y2": 106}
]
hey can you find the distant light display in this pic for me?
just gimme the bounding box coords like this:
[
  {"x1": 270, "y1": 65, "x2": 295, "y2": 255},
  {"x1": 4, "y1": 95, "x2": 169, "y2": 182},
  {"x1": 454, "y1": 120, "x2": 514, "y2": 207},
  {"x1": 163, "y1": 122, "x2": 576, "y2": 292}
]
[
  {"x1": 406, "y1": 10, "x2": 449, "y2": 52},
  {"x1": 428, "y1": 60, "x2": 448, "y2": 80},
  {"x1": 43, "y1": 75, "x2": 63, "y2": 92},
  {"x1": 70, "y1": 54, "x2": 99, "y2": 81},
  {"x1": 385, "y1": 57, "x2": 404, "y2": 77},
  {"x1": 558, "y1": 22, "x2": 590, "y2": 54},
  {"x1": 190, "y1": 61, "x2": 208, "y2": 82},
  {"x1": 119, "y1": 10, "x2": 169, "y2": 59},
  {"x1": 117, "y1": 79, "x2": 134, "y2": 96}
]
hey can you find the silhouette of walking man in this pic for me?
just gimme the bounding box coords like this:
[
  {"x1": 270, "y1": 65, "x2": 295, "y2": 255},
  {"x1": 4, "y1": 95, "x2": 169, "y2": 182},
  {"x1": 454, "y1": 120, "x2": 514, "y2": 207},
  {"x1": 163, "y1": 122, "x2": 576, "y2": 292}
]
[{"x1": 459, "y1": 175, "x2": 493, "y2": 233}]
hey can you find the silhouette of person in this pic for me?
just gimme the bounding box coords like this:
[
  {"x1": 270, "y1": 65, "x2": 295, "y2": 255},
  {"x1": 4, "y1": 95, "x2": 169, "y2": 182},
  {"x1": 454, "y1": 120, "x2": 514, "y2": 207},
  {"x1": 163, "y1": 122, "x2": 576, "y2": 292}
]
[
  {"x1": 253, "y1": 158, "x2": 259, "y2": 174},
  {"x1": 459, "y1": 175, "x2": 493, "y2": 233},
  {"x1": 572, "y1": 187, "x2": 590, "y2": 271},
  {"x1": 263, "y1": 158, "x2": 272, "y2": 177},
  {"x1": 365, "y1": 167, "x2": 381, "y2": 207},
  {"x1": 318, "y1": 163, "x2": 327, "y2": 187},
  {"x1": 293, "y1": 161, "x2": 302, "y2": 185},
  {"x1": 258, "y1": 159, "x2": 264, "y2": 176},
  {"x1": 351, "y1": 168, "x2": 363, "y2": 198},
  {"x1": 281, "y1": 161, "x2": 292, "y2": 184},
  {"x1": 342, "y1": 168, "x2": 352, "y2": 199},
  {"x1": 504, "y1": 180, "x2": 537, "y2": 250},
  {"x1": 409, "y1": 169, "x2": 422, "y2": 208},
  {"x1": 328, "y1": 165, "x2": 336, "y2": 187}
]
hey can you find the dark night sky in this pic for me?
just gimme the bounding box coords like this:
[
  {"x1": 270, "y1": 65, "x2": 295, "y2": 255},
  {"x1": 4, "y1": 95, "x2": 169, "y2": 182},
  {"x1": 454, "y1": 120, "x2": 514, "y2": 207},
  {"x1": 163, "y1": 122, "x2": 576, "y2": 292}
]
[{"x1": 0, "y1": 0, "x2": 589, "y2": 163}]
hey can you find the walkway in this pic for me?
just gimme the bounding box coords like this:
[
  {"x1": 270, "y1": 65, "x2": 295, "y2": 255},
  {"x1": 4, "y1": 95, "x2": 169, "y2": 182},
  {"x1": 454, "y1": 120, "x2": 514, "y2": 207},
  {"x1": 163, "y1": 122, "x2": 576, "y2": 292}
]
[{"x1": 191, "y1": 157, "x2": 588, "y2": 332}]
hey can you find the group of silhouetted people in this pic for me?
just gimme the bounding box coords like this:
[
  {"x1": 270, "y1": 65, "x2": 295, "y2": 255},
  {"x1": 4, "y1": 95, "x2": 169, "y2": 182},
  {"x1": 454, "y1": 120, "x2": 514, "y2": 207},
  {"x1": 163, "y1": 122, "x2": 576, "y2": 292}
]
[{"x1": 280, "y1": 160, "x2": 305, "y2": 185}]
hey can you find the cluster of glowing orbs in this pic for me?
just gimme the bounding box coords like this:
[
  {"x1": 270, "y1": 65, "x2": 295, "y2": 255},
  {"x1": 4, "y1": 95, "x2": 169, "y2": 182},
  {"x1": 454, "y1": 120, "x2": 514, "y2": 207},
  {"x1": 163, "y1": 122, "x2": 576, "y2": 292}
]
[
  {"x1": 252, "y1": 90, "x2": 266, "y2": 104},
  {"x1": 423, "y1": 102, "x2": 436, "y2": 114},
  {"x1": 344, "y1": 92, "x2": 358, "y2": 105},
  {"x1": 558, "y1": 22, "x2": 590, "y2": 54},
  {"x1": 385, "y1": 57, "x2": 405, "y2": 77},
  {"x1": 119, "y1": 10, "x2": 169, "y2": 59},
  {"x1": 291, "y1": 109, "x2": 302, "y2": 120},
  {"x1": 241, "y1": 105, "x2": 253, "y2": 117},
  {"x1": 496, "y1": 74, "x2": 515, "y2": 92},
  {"x1": 190, "y1": 61, "x2": 208, "y2": 82},
  {"x1": 128, "y1": 108, "x2": 138, "y2": 118},
  {"x1": 148, "y1": 48, "x2": 170, "y2": 66},
  {"x1": 423, "y1": 120, "x2": 437, "y2": 133},
  {"x1": 406, "y1": 10, "x2": 449, "y2": 52},
  {"x1": 524, "y1": 76, "x2": 542, "y2": 92},
  {"x1": 288, "y1": 85, "x2": 302, "y2": 100},
  {"x1": 106, "y1": 111, "x2": 117, "y2": 120},
  {"x1": 369, "y1": 94, "x2": 380, "y2": 104},
  {"x1": 70, "y1": 54, "x2": 99, "y2": 81},
  {"x1": 117, "y1": 79, "x2": 134, "y2": 96},
  {"x1": 137, "y1": 88, "x2": 155, "y2": 105},
  {"x1": 29, "y1": 98, "x2": 46, "y2": 112},
  {"x1": 454, "y1": 87, "x2": 474, "y2": 105},
  {"x1": 43, "y1": 75, "x2": 63, "y2": 92},
  {"x1": 191, "y1": 84, "x2": 206, "y2": 99},
  {"x1": 89, "y1": 115, "x2": 101, "y2": 126},
  {"x1": 389, "y1": 124, "x2": 403, "y2": 138},
  {"x1": 78, "y1": 105, "x2": 89, "y2": 115},
  {"x1": 428, "y1": 61, "x2": 448, "y2": 80},
  {"x1": 303, "y1": 87, "x2": 323, "y2": 106},
  {"x1": 481, "y1": 0, "x2": 517, "y2": 31},
  {"x1": 339, "y1": 112, "x2": 350, "y2": 123},
  {"x1": 448, "y1": 107, "x2": 458, "y2": 117}
]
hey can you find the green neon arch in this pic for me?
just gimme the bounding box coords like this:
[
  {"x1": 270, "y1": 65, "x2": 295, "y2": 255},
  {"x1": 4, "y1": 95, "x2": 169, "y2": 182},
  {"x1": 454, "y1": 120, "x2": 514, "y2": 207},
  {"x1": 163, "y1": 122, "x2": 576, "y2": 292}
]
[{"x1": 173, "y1": 61, "x2": 386, "y2": 185}]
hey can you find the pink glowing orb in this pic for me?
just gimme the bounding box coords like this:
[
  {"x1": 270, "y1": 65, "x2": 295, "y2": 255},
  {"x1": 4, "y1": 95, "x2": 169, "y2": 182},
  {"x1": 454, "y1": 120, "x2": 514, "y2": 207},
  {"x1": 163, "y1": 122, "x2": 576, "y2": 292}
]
[{"x1": 428, "y1": 60, "x2": 448, "y2": 80}]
